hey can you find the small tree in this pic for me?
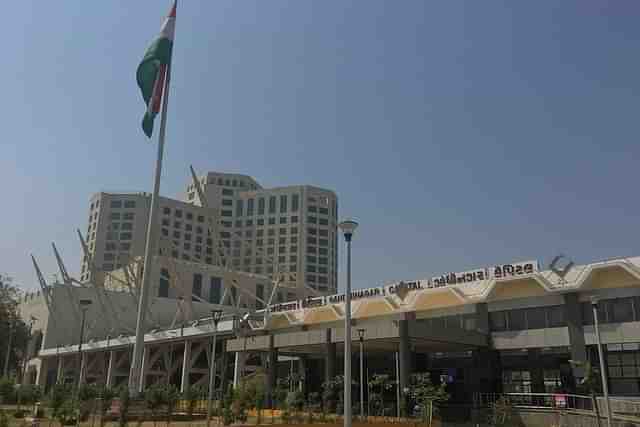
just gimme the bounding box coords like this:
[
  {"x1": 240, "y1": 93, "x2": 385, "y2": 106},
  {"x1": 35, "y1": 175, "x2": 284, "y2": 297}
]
[
  {"x1": 77, "y1": 383, "x2": 100, "y2": 421},
  {"x1": 488, "y1": 396, "x2": 523, "y2": 427},
  {"x1": 368, "y1": 374, "x2": 393, "y2": 416},
  {"x1": 144, "y1": 384, "x2": 168, "y2": 427},
  {"x1": 407, "y1": 373, "x2": 449, "y2": 425},
  {"x1": 164, "y1": 385, "x2": 180, "y2": 425},
  {"x1": 321, "y1": 378, "x2": 339, "y2": 415},
  {"x1": 183, "y1": 385, "x2": 205, "y2": 417},
  {"x1": 117, "y1": 387, "x2": 131, "y2": 427},
  {"x1": 98, "y1": 387, "x2": 117, "y2": 427},
  {"x1": 0, "y1": 378, "x2": 15, "y2": 404},
  {"x1": 49, "y1": 384, "x2": 72, "y2": 420},
  {"x1": 285, "y1": 390, "x2": 304, "y2": 423},
  {"x1": 222, "y1": 386, "x2": 234, "y2": 426}
]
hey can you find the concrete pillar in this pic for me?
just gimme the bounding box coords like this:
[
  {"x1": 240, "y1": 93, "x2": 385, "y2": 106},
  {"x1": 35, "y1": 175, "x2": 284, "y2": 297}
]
[
  {"x1": 298, "y1": 356, "x2": 306, "y2": 393},
  {"x1": 325, "y1": 329, "x2": 336, "y2": 383},
  {"x1": 233, "y1": 352, "x2": 247, "y2": 388},
  {"x1": 398, "y1": 319, "x2": 411, "y2": 393},
  {"x1": 564, "y1": 293, "x2": 587, "y2": 380},
  {"x1": 139, "y1": 346, "x2": 149, "y2": 393},
  {"x1": 475, "y1": 303, "x2": 490, "y2": 334},
  {"x1": 106, "y1": 351, "x2": 116, "y2": 388},
  {"x1": 56, "y1": 355, "x2": 64, "y2": 384},
  {"x1": 180, "y1": 341, "x2": 192, "y2": 393},
  {"x1": 527, "y1": 349, "x2": 545, "y2": 393},
  {"x1": 36, "y1": 358, "x2": 47, "y2": 387},
  {"x1": 266, "y1": 336, "x2": 277, "y2": 407}
]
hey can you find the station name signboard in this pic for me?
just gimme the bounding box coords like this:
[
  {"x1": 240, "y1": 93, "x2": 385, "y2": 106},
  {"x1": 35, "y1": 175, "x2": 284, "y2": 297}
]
[{"x1": 269, "y1": 260, "x2": 538, "y2": 313}]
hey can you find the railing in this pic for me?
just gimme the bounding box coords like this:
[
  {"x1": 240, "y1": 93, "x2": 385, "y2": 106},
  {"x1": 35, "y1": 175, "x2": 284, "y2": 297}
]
[{"x1": 475, "y1": 392, "x2": 640, "y2": 421}]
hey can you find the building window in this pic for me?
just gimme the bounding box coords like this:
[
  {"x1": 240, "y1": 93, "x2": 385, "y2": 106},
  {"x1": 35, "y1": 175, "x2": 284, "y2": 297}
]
[
  {"x1": 291, "y1": 216, "x2": 298, "y2": 223},
  {"x1": 197, "y1": 215, "x2": 204, "y2": 223},
  {"x1": 319, "y1": 207, "x2": 329, "y2": 215},
  {"x1": 221, "y1": 210, "x2": 232, "y2": 217},
  {"x1": 173, "y1": 231, "x2": 181, "y2": 239},
  {"x1": 291, "y1": 236, "x2": 298, "y2": 244},
  {"x1": 269, "y1": 196, "x2": 276, "y2": 214},
  {"x1": 185, "y1": 223, "x2": 193, "y2": 231},
  {"x1": 120, "y1": 232, "x2": 132, "y2": 241},
  {"x1": 121, "y1": 222, "x2": 133, "y2": 230},
  {"x1": 291, "y1": 227, "x2": 298, "y2": 234},
  {"x1": 269, "y1": 217, "x2": 276, "y2": 225},
  {"x1": 110, "y1": 200, "x2": 122, "y2": 208},
  {"x1": 308, "y1": 216, "x2": 317, "y2": 224},
  {"x1": 247, "y1": 199, "x2": 254, "y2": 216},
  {"x1": 192, "y1": 274, "x2": 202, "y2": 300},
  {"x1": 308, "y1": 237, "x2": 317, "y2": 245},
  {"x1": 547, "y1": 305, "x2": 565, "y2": 327},
  {"x1": 236, "y1": 200, "x2": 244, "y2": 216},
  {"x1": 607, "y1": 343, "x2": 640, "y2": 394},
  {"x1": 502, "y1": 370, "x2": 532, "y2": 393},
  {"x1": 319, "y1": 238, "x2": 328, "y2": 246},
  {"x1": 280, "y1": 195, "x2": 287, "y2": 213},
  {"x1": 258, "y1": 219, "x2": 264, "y2": 226},
  {"x1": 258, "y1": 198, "x2": 265, "y2": 215},
  {"x1": 610, "y1": 298, "x2": 635, "y2": 323},
  {"x1": 319, "y1": 218, "x2": 329, "y2": 226},
  {"x1": 159, "y1": 269, "x2": 170, "y2": 298},
  {"x1": 292, "y1": 194, "x2": 299, "y2": 211},
  {"x1": 308, "y1": 206, "x2": 317, "y2": 213},
  {"x1": 124, "y1": 200, "x2": 136, "y2": 208},
  {"x1": 120, "y1": 242, "x2": 131, "y2": 250},
  {"x1": 110, "y1": 212, "x2": 121, "y2": 220},
  {"x1": 124, "y1": 212, "x2": 134, "y2": 221},
  {"x1": 222, "y1": 189, "x2": 233, "y2": 196},
  {"x1": 489, "y1": 311, "x2": 507, "y2": 332},
  {"x1": 280, "y1": 217, "x2": 287, "y2": 224},
  {"x1": 256, "y1": 284, "x2": 264, "y2": 309}
]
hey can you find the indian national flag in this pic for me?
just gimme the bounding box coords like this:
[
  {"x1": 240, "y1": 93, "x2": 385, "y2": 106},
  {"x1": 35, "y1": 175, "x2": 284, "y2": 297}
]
[{"x1": 137, "y1": 2, "x2": 176, "y2": 138}]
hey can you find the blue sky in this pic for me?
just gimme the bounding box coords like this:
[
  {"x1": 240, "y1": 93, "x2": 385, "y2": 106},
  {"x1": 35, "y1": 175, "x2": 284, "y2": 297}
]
[{"x1": 2, "y1": 1, "x2": 640, "y2": 292}]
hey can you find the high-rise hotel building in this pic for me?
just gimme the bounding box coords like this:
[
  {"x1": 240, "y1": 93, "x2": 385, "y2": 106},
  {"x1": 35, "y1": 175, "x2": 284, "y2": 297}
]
[
  {"x1": 80, "y1": 192, "x2": 219, "y2": 287},
  {"x1": 185, "y1": 172, "x2": 338, "y2": 296},
  {"x1": 81, "y1": 172, "x2": 338, "y2": 300}
]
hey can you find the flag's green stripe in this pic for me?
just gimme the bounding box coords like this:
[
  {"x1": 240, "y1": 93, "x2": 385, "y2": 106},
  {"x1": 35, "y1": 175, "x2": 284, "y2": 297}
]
[
  {"x1": 137, "y1": 37, "x2": 172, "y2": 138},
  {"x1": 142, "y1": 111, "x2": 157, "y2": 138},
  {"x1": 137, "y1": 37, "x2": 173, "y2": 103}
]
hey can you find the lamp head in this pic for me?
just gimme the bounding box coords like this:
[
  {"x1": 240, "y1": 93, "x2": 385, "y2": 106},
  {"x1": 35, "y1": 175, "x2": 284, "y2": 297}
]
[
  {"x1": 79, "y1": 299, "x2": 93, "y2": 311},
  {"x1": 357, "y1": 328, "x2": 366, "y2": 340},
  {"x1": 590, "y1": 295, "x2": 599, "y2": 306},
  {"x1": 338, "y1": 219, "x2": 359, "y2": 242}
]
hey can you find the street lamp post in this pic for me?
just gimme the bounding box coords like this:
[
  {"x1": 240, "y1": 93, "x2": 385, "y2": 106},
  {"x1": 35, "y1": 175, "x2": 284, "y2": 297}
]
[
  {"x1": 3, "y1": 320, "x2": 14, "y2": 379},
  {"x1": 357, "y1": 328, "x2": 365, "y2": 420},
  {"x1": 591, "y1": 297, "x2": 613, "y2": 427},
  {"x1": 207, "y1": 310, "x2": 224, "y2": 427},
  {"x1": 339, "y1": 219, "x2": 358, "y2": 427},
  {"x1": 77, "y1": 299, "x2": 93, "y2": 388}
]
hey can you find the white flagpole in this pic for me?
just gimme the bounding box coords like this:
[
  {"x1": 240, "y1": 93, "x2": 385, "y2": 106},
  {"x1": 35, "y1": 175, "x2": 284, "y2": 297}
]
[{"x1": 128, "y1": 62, "x2": 173, "y2": 396}]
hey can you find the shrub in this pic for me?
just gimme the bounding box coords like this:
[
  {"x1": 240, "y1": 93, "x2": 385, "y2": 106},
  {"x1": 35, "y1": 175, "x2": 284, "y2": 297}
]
[
  {"x1": 55, "y1": 400, "x2": 78, "y2": 426},
  {"x1": 118, "y1": 387, "x2": 130, "y2": 427},
  {"x1": 222, "y1": 387, "x2": 234, "y2": 426},
  {"x1": 0, "y1": 379, "x2": 15, "y2": 403},
  {"x1": 49, "y1": 383, "x2": 72, "y2": 419},
  {"x1": 0, "y1": 410, "x2": 8, "y2": 427},
  {"x1": 183, "y1": 385, "x2": 205, "y2": 417}
]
